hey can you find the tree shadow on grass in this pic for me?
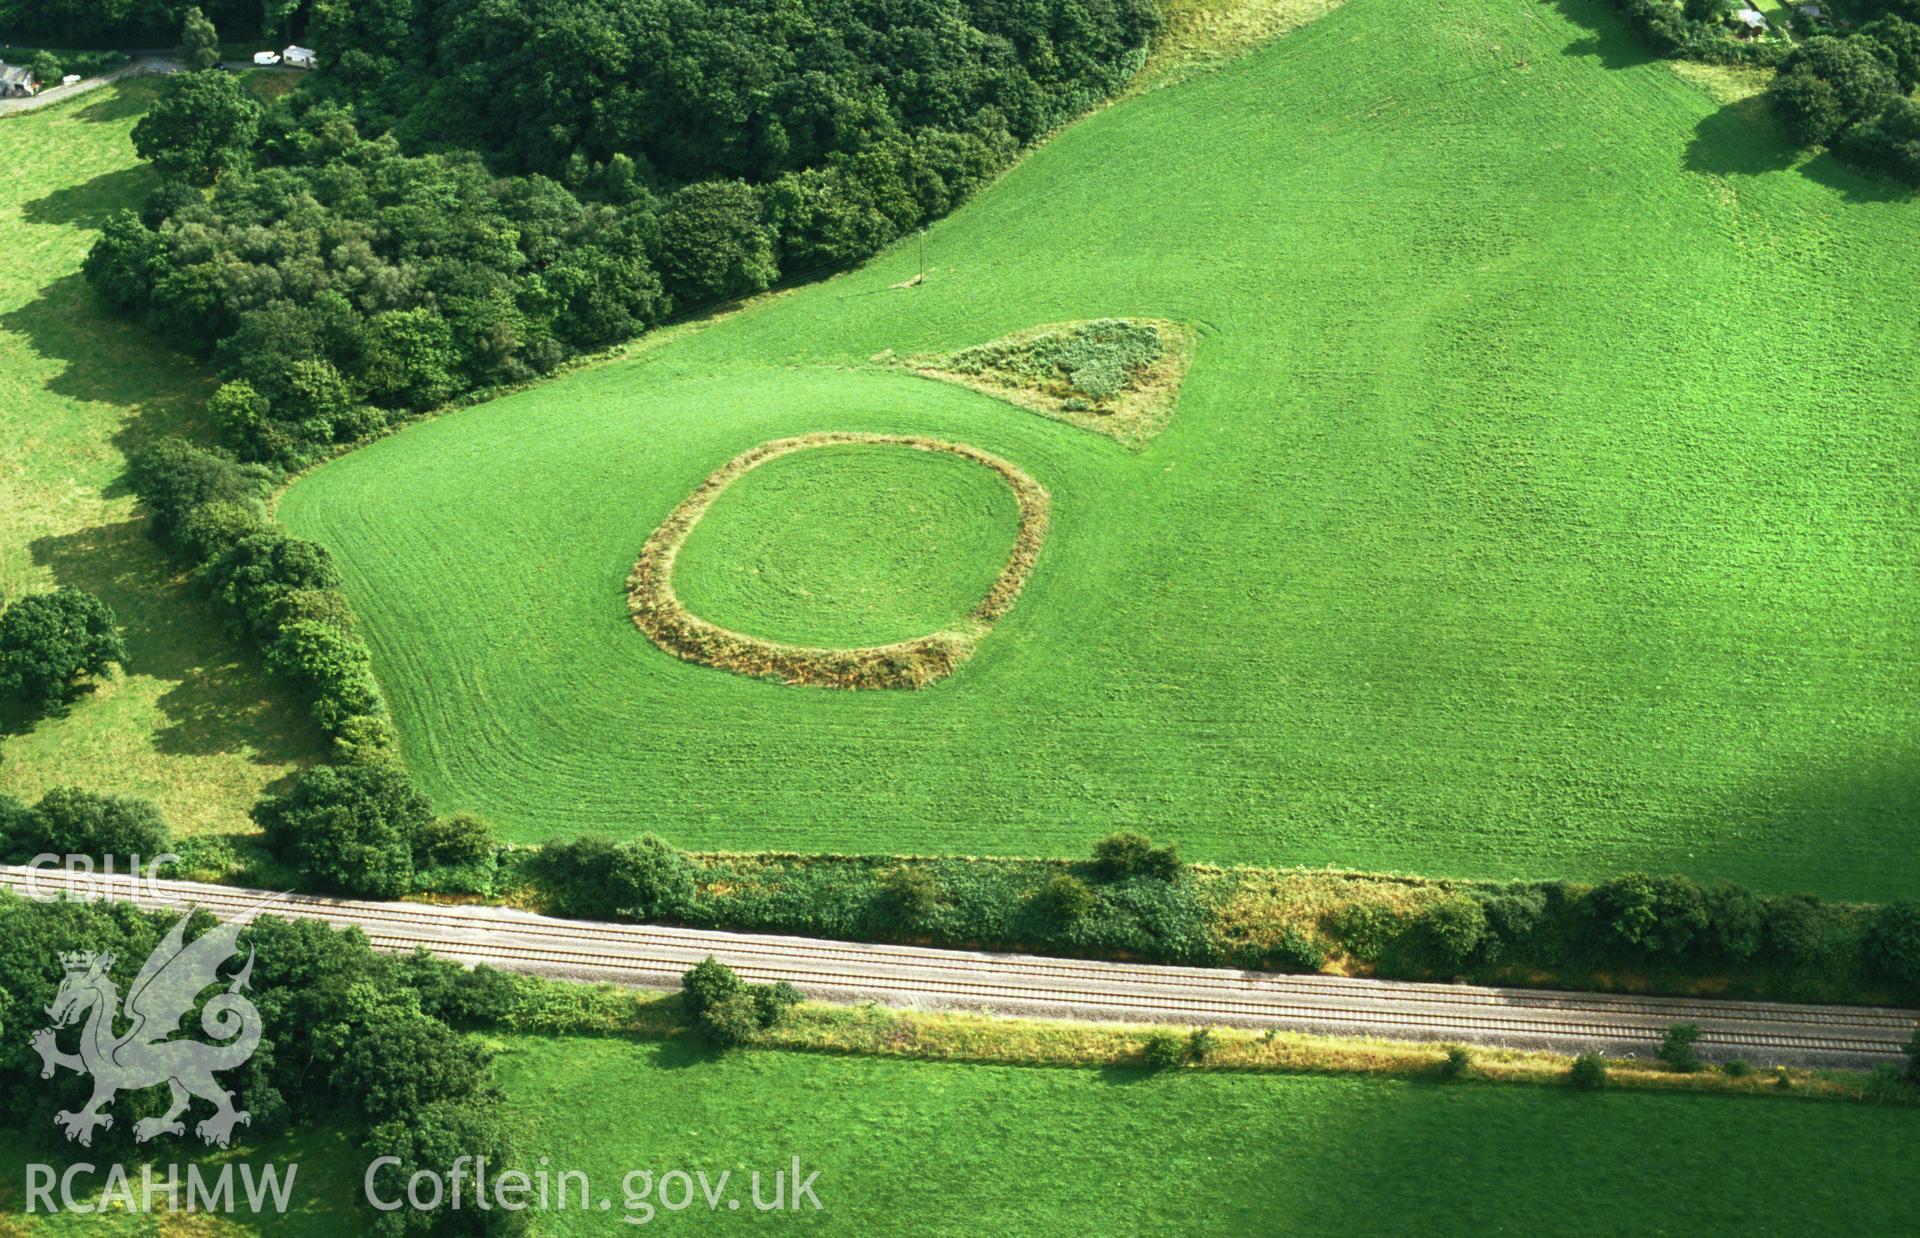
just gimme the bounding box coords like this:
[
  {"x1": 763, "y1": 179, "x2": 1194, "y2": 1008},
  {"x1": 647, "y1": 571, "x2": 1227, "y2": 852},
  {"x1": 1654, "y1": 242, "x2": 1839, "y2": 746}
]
[
  {"x1": 19, "y1": 164, "x2": 155, "y2": 230},
  {"x1": 649, "y1": 1031, "x2": 726, "y2": 1070},
  {"x1": 27, "y1": 522, "x2": 321, "y2": 764},
  {"x1": 1684, "y1": 98, "x2": 1798, "y2": 178},
  {"x1": 1796, "y1": 149, "x2": 1916, "y2": 205},
  {"x1": 0, "y1": 273, "x2": 211, "y2": 436},
  {"x1": 72, "y1": 81, "x2": 160, "y2": 124},
  {"x1": 1677, "y1": 755, "x2": 1920, "y2": 904},
  {"x1": 1545, "y1": 0, "x2": 1658, "y2": 72},
  {"x1": 1560, "y1": 33, "x2": 1649, "y2": 73},
  {"x1": 1097, "y1": 1062, "x2": 1156, "y2": 1086}
]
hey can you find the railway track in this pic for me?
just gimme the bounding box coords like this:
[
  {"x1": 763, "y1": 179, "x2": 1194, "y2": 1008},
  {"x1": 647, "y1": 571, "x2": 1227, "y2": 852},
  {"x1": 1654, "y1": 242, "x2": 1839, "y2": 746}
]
[{"x1": 3, "y1": 866, "x2": 1911, "y2": 1066}]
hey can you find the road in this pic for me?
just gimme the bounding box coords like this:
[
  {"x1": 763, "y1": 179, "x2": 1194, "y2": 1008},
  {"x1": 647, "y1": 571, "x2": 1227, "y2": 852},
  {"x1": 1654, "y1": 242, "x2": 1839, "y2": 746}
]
[
  {"x1": 0, "y1": 56, "x2": 164, "y2": 119},
  {"x1": 1, "y1": 865, "x2": 1911, "y2": 1067},
  {"x1": 0, "y1": 55, "x2": 304, "y2": 119}
]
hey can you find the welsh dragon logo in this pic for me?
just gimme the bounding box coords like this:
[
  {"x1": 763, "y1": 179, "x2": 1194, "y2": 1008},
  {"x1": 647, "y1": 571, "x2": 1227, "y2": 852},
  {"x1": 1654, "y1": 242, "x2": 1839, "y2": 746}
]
[{"x1": 30, "y1": 910, "x2": 263, "y2": 1149}]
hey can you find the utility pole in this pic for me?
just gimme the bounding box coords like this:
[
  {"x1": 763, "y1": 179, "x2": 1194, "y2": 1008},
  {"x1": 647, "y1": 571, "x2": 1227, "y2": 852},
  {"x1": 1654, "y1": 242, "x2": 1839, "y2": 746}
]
[{"x1": 918, "y1": 229, "x2": 925, "y2": 284}]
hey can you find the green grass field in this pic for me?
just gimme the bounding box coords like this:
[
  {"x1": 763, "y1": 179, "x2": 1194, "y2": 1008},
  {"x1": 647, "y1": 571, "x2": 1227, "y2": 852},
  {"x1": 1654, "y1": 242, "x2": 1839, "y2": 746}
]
[
  {"x1": 7, "y1": 1035, "x2": 1912, "y2": 1232},
  {"x1": 0, "y1": 82, "x2": 320, "y2": 833},
  {"x1": 490, "y1": 1035, "x2": 1918, "y2": 1234},
  {"x1": 672, "y1": 443, "x2": 1022, "y2": 647},
  {"x1": 279, "y1": 0, "x2": 1920, "y2": 897}
]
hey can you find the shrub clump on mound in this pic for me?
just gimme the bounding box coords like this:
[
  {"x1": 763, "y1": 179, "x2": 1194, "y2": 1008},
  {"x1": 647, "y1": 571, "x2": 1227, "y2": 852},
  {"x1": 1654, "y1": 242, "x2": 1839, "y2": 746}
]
[
  {"x1": 628, "y1": 433, "x2": 1049, "y2": 690},
  {"x1": 899, "y1": 318, "x2": 1195, "y2": 447}
]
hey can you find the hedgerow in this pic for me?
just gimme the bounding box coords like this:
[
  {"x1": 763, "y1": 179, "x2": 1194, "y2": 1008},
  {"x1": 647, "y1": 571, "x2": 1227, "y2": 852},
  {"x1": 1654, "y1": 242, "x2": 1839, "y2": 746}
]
[
  {"x1": 119, "y1": 435, "x2": 492, "y2": 898},
  {"x1": 512, "y1": 840, "x2": 1912, "y2": 1005}
]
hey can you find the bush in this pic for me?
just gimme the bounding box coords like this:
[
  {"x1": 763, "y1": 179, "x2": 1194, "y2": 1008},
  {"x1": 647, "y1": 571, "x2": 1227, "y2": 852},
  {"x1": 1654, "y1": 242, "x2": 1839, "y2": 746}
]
[
  {"x1": 4, "y1": 787, "x2": 170, "y2": 862},
  {"x1": 201, "y1": 532, "x2": 344, "y2": 640},
  {"x1": 1186, "y1": 1027, "x2": 1215, "y2": 1063},
  {"x1": 1840, "y1": 97, "x2": 1920, "y2": 185},
  {"x1": 409, "y1": 812, "x2": 497, "y2": 870},
  {"x1": 119, "y1": 435, "x2": 388, "y2": 740},
  {"x1": 681, "y1": 958, "x2": 800, "y2": 1046},
  {"x1": 1569, "y1": 1052, "x2": 1608, "y2": 1090},
  {"x1": 1251, "y1": 928, "x2": 1326, "y2": 974},
  {"x1": 1091, "y1": 831, "x2": 1183, "y2": 881},
  {"x1": 1762, "y1": 895, "x2": 1850, "y2": 966},
  {"x1": 251, "y1": 762, "x2": 429, "y2": 897},
  {"x1": 1860, "y1": 15, "x2": 1920, "y2": 91},
  {"x1": 29, "y1": 50, "x2": 62, "y2": 84},
  {"x1": 696, "y1": 991, "x2": 766, "y2": 1047},
  {"x1": 1592, "y1": 872, "x2": 1710, "y2": 960},
  {"x1": 529, "y1": 835, "x2": 697, "y2": 921},
  {"x1": 1472, "y1": 885, "x2": 1549, "y2": 963},
  {"x1": 1904, "y1": 1029, "x2": 1920, "y2": 1084},
  {"x1": 654, "y1": 180, "x2": 779, "y2": 307},
  {"x1": 331, "y1": 713, "x2": 398, "y2": 765},
  {"x1": 1037, "y1": 873, "x2": 1097, "y2": 924},
  {"x1": 1327, "y1": 903, "x2": 1406, "y2": 963},
  {"x1": 752, "y1": 981, "x2": 803, "y2": 1029},
  {"x1": 1769, "y1": 36, "x2": 1900, "y2": 146},
  {"x1": 945, "y1": 320, "x2": 1166, "y2": 409},
  {"x1": 680, "y1": 956, "x2": 744, "y2": 1020},
  {"x1": 1722, "y1": 1058, "x2": 1752, "y2": 1078},
  {"x1": 0, "y1": 792, "x2": 30, "y2": 853},
  {"x1": 0, "y1": 588, "x2": 127, "y2": 712},
  {"x1": 1415, "y1": 896, "x2": 1488, "y2": 972},
  {"x1": 1141, "y1": 1031, "x2": 1185, "y2": 1070},
  {"x1": 172, "y1": 500, "x2": 274, "y2": 566},
  {"x1": 878, "y1": 866, "x2": 940, "y2": 924},
  {"x1": 1702, "y1": 882, "x2": 1765, "y2": 962},
  {"x1": 263, "y1": 619, "x2": 383, "y2": 735},
  {"x1": 1439, "y1": 1045, "x2": 1473, "y2": 1080},
  {"x1": 1864, "y1": 901, "x2": 1920, "y2": 993},
  {"x1": 1657, "y1": 1022, "x2": 1705, "y2": 1073}
]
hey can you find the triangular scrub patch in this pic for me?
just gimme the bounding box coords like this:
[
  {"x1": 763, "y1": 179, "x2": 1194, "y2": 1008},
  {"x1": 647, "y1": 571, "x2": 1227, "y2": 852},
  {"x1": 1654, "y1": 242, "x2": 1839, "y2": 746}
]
[{"x1": 895, "y1": 318, "x2": 1195, "y2": 449}]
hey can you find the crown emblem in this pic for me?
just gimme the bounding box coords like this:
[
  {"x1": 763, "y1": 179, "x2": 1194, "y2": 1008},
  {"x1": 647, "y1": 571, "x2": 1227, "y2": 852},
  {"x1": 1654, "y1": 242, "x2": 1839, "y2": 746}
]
[{"x1": 59, "y1": 951, "x2": 112, "y2": 974}]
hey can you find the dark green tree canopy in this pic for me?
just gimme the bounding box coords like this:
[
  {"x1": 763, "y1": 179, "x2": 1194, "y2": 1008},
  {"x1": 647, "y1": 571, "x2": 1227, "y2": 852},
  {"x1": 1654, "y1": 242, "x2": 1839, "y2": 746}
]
[
  {"x1": 178, "y1": 4, "x2": 221, "y2": 71},
  {"x1": 252, "y1": 761, "x2": 430, "y2": 896},
  {"x1": 0, "y1": 588, "x2": 128, "y2": 712},
  {"x1": 132, "y1": 71, "x2": 264, "y2": 186},
  {"x1": 90, "y1": 0, "x2": 1158, "y2": 468},
  {"x1": 0, "y1": 787, "x2": 171, "y2": 862},
  {"x1": 1769, "y1": 36, "x2": 1901, "y2": 146}
]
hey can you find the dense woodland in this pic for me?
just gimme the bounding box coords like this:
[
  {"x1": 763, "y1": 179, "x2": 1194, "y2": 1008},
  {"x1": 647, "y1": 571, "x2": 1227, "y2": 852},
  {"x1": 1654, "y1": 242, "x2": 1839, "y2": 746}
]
[
  {"x1": 0, "y1": 0, "x2": 288, "y2": 43},
  {"x1": 82, "y1": 0, "x2": 1157, "y2": 466}
]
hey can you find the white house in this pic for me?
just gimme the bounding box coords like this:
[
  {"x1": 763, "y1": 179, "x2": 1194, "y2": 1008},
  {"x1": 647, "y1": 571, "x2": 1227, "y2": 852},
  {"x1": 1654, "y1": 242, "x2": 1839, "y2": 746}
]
[
  {"x1": 1734, "y1": 7, "x2": 1768, "y2": 35},
  {"x1": 253, "y1": 50, "x2": 282, "y2": 66},
  {"x1": 0, "y1": 62, "x2": 34, "y2": 97},
  {"x1": 282, "y1": 45, "x2": 317, "y2": 69}
]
